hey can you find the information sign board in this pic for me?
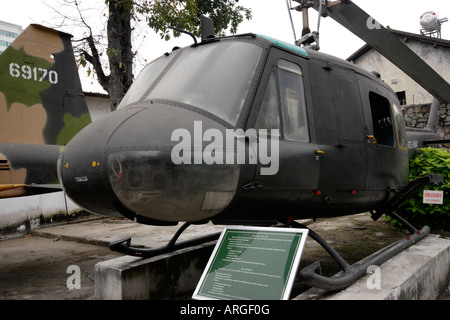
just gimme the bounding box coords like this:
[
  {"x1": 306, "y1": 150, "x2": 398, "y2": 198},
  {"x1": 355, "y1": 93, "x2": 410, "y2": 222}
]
[{"x1": 192, "y1": 226, "x2": 309, "y2": 300}]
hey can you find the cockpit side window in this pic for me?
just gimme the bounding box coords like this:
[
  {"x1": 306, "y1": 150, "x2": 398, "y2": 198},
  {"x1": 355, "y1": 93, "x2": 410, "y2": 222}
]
[
  {"x1": 254, "y1": 72, "x2": 281, "y2": 136},
  {"x1": 278, "y1": 60, "x2": 310, "y2": 143},
  {"x1": 254, "y1": 59, "x2": 310, "y2": 142}
]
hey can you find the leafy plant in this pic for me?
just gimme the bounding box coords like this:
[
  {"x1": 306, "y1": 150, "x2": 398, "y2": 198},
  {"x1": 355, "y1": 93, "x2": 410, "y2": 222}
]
[{"x1": 390, "y1": 147, "x2": 450, "y2": 230}]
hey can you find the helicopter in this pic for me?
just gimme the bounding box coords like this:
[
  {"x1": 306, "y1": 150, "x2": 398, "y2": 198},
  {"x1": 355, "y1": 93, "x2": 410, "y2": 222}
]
[{"x1": 57, "y1": 1, "x2": 448, "y2": 290}]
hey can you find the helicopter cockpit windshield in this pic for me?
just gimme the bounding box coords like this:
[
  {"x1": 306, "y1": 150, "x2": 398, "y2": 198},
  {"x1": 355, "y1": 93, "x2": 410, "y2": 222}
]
[{"x1": 118, "y1": 40, "x2": 263, "y2": 126}]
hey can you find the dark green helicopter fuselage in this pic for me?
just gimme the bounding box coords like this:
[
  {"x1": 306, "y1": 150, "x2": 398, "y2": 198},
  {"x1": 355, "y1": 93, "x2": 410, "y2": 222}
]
[{"x1": 58, "y1": 34, "x2": 409, "y2": 226}]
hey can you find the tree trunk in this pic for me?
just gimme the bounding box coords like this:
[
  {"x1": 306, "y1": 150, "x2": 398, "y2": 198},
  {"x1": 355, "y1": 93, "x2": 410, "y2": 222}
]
[{"x1": 106, "y1": 0, "x2": 134, "y2": 111}]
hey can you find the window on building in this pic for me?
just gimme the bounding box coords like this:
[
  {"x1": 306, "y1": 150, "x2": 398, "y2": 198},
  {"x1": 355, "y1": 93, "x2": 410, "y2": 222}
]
[
  {"x1": 396, "y1": 91, "x2": 406, "y2": 105},
  {"x1": 0, "y1": 29, "x2": 19, "y2": 38},
  {"x1": 0, "y1": 40, "x2": 11, "y2": 47}
]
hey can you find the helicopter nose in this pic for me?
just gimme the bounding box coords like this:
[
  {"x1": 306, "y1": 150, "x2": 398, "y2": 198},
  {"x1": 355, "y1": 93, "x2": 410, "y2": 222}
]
[
  {"x1": 58, "y1": 103, "x2": 241, "y2": 223},
  {"x1": 58, "y1": 107, "x2": 145, "y2": 217}
]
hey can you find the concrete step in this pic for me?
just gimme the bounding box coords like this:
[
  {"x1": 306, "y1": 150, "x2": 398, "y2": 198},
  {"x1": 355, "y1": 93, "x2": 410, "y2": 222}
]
[{"x1": 294, "y1": 234, "x2": 450, "y2": 300}]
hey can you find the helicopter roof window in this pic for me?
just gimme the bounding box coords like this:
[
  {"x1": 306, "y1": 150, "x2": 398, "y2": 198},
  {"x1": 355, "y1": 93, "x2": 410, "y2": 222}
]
[
  {"x1": 147, "y1": 41, "x2": 263, "y2": 126},
  {"x1": 118, "y1": 53, "x2": 176, "y2": 108}
]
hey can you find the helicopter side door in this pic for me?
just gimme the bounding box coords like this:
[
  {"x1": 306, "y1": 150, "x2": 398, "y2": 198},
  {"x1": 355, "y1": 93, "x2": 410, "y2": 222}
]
[
  {"x1": 329, "y1": 66, "x2": 368, "y2": 191},
  {"x1": 248, "y1": 50, "x2": 320, "y2": 208},
  {"x1": 357, "y1": 74, "x2": 410, "y2": 191},
  {"x1": 308, "y1": 59, "x2": 368, "y2": 194}
]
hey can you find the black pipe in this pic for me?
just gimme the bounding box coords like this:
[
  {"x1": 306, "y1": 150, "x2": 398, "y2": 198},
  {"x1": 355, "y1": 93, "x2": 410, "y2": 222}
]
[
  {"x1": 109, "y1": 222, "x2": 221, "y2": 258},
  {"x1": 294, "y1": 222, "x2": 430, "y2": 291}
]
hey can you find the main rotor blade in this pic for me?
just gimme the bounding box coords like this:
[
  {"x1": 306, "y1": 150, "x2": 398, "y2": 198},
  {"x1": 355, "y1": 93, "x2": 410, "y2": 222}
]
[{"x1": 314, "y1": 0, "x2": 450, "y2": 103}]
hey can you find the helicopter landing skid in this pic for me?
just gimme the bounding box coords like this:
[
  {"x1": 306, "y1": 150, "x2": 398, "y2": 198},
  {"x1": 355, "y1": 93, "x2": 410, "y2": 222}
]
[
  {"x1": 109, "y1": 216, "x2": 430, "y2": 293},
  {"x1": 284, "y1": 219, "x2": 430, "y2": 291},
  {"x1": 284, "y1": 174, "x2": 443, "y2": 291},
  {"x1": 109, "y1": 221, "x2": 221, "y2": 258}
]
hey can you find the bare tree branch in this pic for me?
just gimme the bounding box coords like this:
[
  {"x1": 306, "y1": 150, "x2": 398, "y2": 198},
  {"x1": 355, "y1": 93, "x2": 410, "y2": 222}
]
[
  {"x1": 82, "y1": 35, "x2": 109, "y2": 92},
  {"x1": 44, "y1": 0, "x2": 252, "y2": 111}
]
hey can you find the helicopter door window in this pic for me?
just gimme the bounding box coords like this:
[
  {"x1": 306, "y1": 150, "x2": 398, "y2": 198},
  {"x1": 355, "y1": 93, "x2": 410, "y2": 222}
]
[
  {"x1": 369, "y1": 92, "x2": 395, "y2": 147},
  {"x1": 254, "y1": 72, "x2": 281, "y2": 136},
  {"x1": 278, "y1": 60, "x2": 310, "y2": 143}
]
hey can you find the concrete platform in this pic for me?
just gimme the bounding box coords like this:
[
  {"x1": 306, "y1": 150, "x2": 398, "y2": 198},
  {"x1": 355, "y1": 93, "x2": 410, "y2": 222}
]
[{"x1": 95, "y1": 241, "x2": 216, "y2": 300}]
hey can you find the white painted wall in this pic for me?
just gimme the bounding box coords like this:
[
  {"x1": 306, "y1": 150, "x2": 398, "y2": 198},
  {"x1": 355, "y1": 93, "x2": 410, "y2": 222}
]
[
  {"x1": 353, "y1": 40, "x2": 450, "y2": 105},
  {"x1": 0, "y1": 191, "x2": 81, "y2": 237}
]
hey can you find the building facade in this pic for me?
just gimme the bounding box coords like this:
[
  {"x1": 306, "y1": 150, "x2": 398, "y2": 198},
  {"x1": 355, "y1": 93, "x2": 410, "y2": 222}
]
[
  {"x1": 347, "y1": 29, "x2": 450, "y2": 106},
  {"x1": 0, "y1": 21, "x2": 23, "y2": 54},
  {"x1": 348, "y1": 29, "x2": 450, "y2": 139}
]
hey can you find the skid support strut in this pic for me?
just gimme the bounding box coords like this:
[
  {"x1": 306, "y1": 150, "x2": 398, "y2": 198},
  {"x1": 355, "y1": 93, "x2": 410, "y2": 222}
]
[
  {"x1": 287, "y1": 220, "x2": 429, "y2": 291},
  {"x1": 370, "y1": 174, "x2": 444, "y2": 222},
  {"x1": 109, "y1": 221, "x2": 221, "y2": 258},
  {"x1": 285, "y1": 174, "x2": 443, "y2": 291}
]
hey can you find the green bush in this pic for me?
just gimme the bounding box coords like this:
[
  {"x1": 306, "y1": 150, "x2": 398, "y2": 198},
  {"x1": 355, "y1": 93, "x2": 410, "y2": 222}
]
[{"x1": 390, "y1": 147, "x2": 450, "y2": 230}]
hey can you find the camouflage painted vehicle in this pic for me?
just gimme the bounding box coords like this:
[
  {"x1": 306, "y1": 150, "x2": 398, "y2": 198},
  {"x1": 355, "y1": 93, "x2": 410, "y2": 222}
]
[{"x1": 0, "y1": 24, "x2": 92, "y2": 198}]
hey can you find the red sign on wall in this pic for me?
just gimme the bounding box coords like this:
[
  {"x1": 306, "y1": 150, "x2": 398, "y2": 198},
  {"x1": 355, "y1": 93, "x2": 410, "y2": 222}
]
[{"x1": 423, "y1": 190, "x2": 444, "y2": 204}]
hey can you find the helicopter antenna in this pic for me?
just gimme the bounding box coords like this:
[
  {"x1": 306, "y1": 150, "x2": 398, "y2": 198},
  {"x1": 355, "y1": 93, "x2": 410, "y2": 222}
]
[{"x1": 168, "y1": 26, "x2": 198, "y2": 45}]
